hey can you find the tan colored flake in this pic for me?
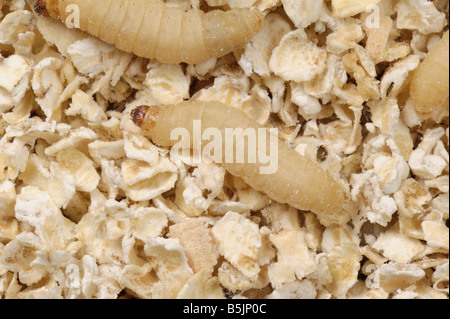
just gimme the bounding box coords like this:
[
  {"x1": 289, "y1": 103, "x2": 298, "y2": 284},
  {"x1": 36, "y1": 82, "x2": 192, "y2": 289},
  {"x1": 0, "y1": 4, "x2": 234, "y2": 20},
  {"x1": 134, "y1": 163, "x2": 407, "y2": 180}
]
[{"x1": 168, "y1": 219, "x2": 219, "y2": 274}]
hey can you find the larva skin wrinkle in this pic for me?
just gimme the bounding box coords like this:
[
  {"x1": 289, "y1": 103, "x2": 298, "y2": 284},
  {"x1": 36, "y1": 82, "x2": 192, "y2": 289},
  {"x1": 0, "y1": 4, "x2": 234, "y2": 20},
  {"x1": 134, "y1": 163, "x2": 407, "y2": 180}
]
[
  {"x1": 132, "y1": 102, "x2": 356, "y2": 227},
  {"x1": 34, "y1": 0, "x2": 264, "y2": 64},
  {"x1": 410, "y1": 30, "x2": 449, "y2": 122}
]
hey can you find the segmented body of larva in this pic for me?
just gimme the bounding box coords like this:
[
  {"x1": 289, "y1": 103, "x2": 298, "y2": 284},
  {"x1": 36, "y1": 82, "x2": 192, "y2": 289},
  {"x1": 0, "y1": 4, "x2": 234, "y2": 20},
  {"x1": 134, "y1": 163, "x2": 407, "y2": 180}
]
[
  {"x1": 410, "y1": 30, "x2": 449, "y2": 122},
  {"x1": 34, "y1": 0, "x2": 264, "y2": 64},
  {"x1": 132, "y1": 101, "x2": 356, "y2": 227}
]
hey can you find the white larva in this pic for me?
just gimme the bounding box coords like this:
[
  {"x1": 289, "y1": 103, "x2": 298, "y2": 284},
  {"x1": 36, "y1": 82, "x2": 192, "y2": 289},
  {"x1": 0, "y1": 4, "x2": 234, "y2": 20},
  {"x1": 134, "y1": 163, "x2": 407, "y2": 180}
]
[
  {"x1": 34, "y1": 0, "x2": 264, "y2": 64},
  {"x1": 132, "y1": 101, "x2": 356, "y2": 227}
]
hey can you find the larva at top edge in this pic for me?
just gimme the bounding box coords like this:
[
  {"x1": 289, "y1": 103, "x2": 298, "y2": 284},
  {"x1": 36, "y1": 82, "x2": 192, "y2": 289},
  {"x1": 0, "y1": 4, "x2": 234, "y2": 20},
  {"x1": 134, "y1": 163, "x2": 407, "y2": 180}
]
[
  {"x1": 34, "y1": 0, "x2": 264, "y2": 64},
  {"x1": 410, "y1": 30, "x2": 449, "y2": 122},
  {"x1": 131, "y1": 101, "x2": 356, "y2": 227}
]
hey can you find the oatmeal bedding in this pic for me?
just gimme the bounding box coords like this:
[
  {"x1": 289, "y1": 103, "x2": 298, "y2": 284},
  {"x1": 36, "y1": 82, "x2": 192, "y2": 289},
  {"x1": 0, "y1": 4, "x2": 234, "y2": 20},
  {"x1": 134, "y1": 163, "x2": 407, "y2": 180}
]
[{"x1": 0, "y1": 0, "x2": 448, "y2": 299}]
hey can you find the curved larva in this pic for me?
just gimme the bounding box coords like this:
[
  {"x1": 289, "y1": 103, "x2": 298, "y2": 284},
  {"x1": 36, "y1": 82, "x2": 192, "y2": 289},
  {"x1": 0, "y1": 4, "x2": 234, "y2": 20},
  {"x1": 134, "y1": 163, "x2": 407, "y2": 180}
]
[
  {"x1": 131, "y1": 101, "x2": 356, "y2": 227},
  {"x1": 34, "y1": 0, "x2": 264, "y2": 64},
  {"x1": 410, "y1": 30, "x2": 449, "y2": 122}
]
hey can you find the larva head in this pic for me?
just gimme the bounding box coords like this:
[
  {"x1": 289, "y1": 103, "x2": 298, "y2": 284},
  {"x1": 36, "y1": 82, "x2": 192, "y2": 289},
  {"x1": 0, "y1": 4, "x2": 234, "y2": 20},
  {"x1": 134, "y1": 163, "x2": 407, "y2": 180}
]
[
  {"x1": 131, "y1": 105, "x2": 161, "y2": 140},
  {"x1": 34, "y1": 0, "x2": 59, "y2": 17}
]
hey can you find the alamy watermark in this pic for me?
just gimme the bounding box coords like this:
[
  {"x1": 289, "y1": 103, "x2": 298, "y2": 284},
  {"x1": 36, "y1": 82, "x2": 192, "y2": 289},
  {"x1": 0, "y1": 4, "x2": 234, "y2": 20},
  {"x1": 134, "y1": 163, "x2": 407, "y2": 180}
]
[
  {"x1": 58, "y1": 2, "x2": 384, "y2": 177},
  {"x1": 64, "y1": 4, "x2": 80, "y2": 29},
  {"x1": 61, "y1": 3, "x2": 382, "y2": 30},
  {"x1": 365, "y1": 4, "x2": 381, "y2": 29},
  {"x1": 170, "y1": 121, "x2": 279, "y2": 175}
]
